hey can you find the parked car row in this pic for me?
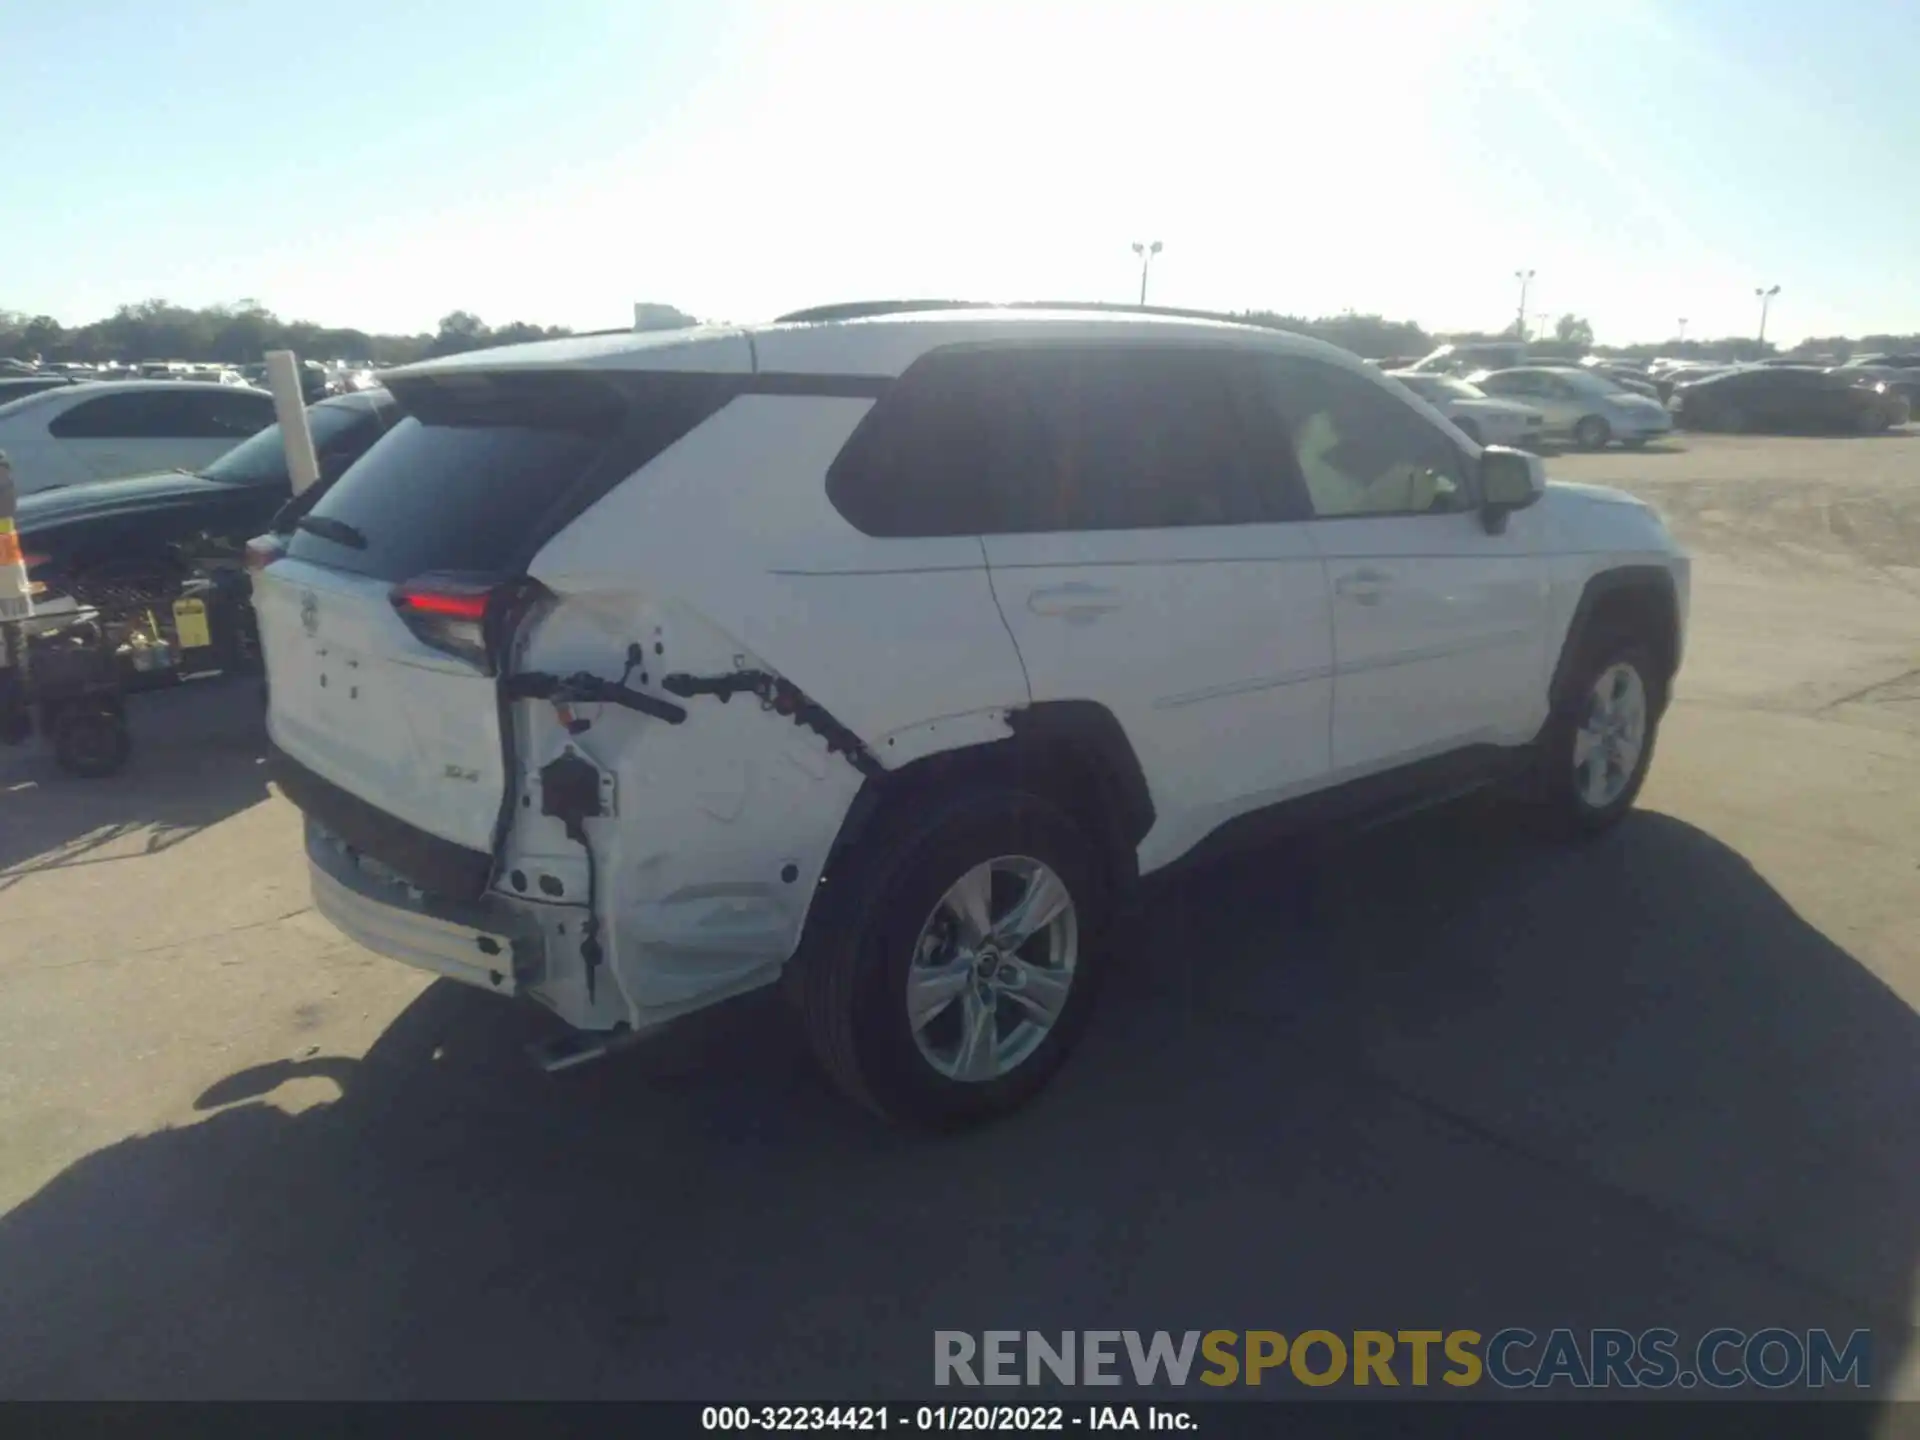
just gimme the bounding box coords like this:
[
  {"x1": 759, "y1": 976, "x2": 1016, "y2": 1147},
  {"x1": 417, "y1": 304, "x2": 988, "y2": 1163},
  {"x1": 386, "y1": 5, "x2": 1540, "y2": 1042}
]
[
  {"x1": 1387, "y1": 364, "x2": 1672, "y2": 451},
  {"x1": 1666, "y1": 365, "x2": 1910, "y2": 433},
  {"x1": 1392, "y1": 344, "x2": 1913, "y2": 441}
]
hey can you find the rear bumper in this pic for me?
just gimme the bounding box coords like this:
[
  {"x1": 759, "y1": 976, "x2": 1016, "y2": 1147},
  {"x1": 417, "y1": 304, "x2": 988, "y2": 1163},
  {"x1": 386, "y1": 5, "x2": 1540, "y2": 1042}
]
[
  {"x1": 269, "y1": 742, "x2": 494, "y2": 899},
  {"x1": 306, "y1": 819, "x2": 542, "y2": 997}
]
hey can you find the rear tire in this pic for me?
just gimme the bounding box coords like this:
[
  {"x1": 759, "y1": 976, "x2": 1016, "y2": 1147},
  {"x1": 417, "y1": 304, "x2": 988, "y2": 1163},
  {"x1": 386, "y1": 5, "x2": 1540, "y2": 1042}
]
[
  {"x1": 1574, "y1": 415, "x2": 1612, "y2": 450},
  {"x1": 791, "y1": 788, "x2": 1109, "y2": 1129},
  {"x1": 49, "y1": 702, "x2": 132, "y2": 779},
  {"x1": 1531, "y1": 636, "x2": 1664, "y2": 837}
]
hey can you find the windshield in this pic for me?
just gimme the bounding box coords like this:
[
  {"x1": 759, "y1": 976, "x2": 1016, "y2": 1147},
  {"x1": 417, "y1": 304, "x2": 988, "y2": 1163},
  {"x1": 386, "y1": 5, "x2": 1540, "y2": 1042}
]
[{"x1": 199, "y1": 402, "x2": 371, "y2": 486}]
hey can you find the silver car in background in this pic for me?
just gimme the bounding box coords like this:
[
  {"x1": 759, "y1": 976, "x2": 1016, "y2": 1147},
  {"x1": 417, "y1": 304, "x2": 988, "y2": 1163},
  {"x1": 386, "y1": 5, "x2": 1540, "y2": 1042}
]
[
  {"x1": 1387, "y1": 371, "x2": 1546, "y2": 449},
  {"x1": 1468, "y1": 366, "x2": 1675, "y2": 449}
]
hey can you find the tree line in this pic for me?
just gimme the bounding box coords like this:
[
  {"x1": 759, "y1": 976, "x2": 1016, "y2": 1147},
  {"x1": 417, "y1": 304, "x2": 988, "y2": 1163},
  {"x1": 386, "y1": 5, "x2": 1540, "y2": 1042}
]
[
  {"x1": 4, "y1": 298, "x2": 1915, "y2": 369},
  {"x1": 0, "y1": 300, "x2": 584, "y2": 368}
]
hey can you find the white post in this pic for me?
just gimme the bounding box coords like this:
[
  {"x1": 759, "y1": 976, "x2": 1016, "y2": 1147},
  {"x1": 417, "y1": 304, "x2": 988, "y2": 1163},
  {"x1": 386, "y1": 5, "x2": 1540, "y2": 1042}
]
[{"x1": 264, "y1": 350, "x2": 322, "y2": 496}]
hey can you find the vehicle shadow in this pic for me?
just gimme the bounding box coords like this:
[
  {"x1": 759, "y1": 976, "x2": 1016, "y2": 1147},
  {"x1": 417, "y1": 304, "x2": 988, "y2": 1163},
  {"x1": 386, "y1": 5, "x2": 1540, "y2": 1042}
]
[
  {"x1": 0, "y1": 805, "x2": 1910, "y2": 1411},
  {"x1": 0, "y1": 680, "x2": 269, "y2": 888}
]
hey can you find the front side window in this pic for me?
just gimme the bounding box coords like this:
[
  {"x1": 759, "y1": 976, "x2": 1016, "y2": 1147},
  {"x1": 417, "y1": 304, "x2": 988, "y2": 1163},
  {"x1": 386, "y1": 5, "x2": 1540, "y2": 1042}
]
[
  {"x1": 1261, "y1": 356, "x2": 1471, "y2": 519},
  {"x1": 47, "y1": 391, "x2": 166, "y2": 438},
  {"x1": 827, "y1": 345, "x2": 1286, "y2": 536}
]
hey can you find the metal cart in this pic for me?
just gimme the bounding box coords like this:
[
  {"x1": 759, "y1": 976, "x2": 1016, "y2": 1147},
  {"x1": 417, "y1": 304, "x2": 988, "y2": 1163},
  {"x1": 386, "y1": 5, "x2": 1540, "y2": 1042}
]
[{"x1": 0, "y1": 568, "x2": 261, "y2": 779}]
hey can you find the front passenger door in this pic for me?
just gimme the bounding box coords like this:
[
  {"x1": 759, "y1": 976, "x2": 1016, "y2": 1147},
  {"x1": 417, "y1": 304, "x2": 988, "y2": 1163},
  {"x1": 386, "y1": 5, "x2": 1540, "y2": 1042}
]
[
  {"x1": 1261, "y1": 356, "x2": 1550, "y2": 777},
  {"x1": 963, "y1": 346, "x2": 1336, "y2": 871}
]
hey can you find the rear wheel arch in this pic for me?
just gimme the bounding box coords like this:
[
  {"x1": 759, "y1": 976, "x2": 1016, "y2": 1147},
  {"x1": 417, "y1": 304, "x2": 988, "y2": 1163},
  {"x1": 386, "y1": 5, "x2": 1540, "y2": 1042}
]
[
  {"x1": 816, "y1": 699, "x2": 1153, "y2": 904},
  {"x1": 1549, "y1": 568, "x2": 1682, "y2": 712}
]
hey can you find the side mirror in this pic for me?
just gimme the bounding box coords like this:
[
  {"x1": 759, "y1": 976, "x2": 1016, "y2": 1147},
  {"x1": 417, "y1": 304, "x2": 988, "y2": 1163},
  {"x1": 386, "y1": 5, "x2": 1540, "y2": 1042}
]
[{"x1": 1479, "y1": 446, "x2": 1545, "y2": 533}]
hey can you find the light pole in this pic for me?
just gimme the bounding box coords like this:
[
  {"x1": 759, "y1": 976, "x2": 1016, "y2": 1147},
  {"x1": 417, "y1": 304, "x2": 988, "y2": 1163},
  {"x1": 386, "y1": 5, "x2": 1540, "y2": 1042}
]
[
  {"x1": 1534, "y1": 312, "x2": 1549, "y2": 342},
  {"x1": 1755, "y1": 285, "x2": 1780, "y2": 345},
  {"x1": 1677, "y1": 317, "x2": 1688, "y2": 343},
  {"x1": 1515, "y1": 269, "x2": 1534, "y2": 337},
  {"x1": 1132, "y1": 241, "x2": 1163, "y2": 305}
]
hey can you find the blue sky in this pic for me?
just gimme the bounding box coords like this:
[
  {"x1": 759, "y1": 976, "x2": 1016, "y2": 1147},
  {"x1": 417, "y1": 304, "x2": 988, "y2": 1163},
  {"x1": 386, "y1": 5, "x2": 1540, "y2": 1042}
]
[{"x1": 5, "y1": 0, "x2": 1917, "y2": 345}]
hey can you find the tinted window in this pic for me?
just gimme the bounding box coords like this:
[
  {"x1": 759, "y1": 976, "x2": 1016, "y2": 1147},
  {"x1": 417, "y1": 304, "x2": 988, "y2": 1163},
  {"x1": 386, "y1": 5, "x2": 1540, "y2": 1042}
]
[
  {"x1": 283, "y1": 373, "x2": 731, "y2": 581},
  {"x1": 827, "y1": 346, "x2": 1283, "y2": 536},
  {"x1": 285, "y1": 418, "x2": 608, "y2": 580},
  {"x1": 190, "y1": 389, "x2": 276, "y2": 438},
  {"x1": 48, "y1": 391, "x2": 167, "y2": 438},
  {"x1": 200, "y1": 400, "x2": 385, "y2": 487},
  {"x1": 47, "y1": 388, "x2": 274, "y2": 440},
  {"x1": 1476, "y1": 372, "x2": 1530, "y2": 396},
  {"x1": 1261, "y1": 356, "x2": 1470, "y2": 519}
]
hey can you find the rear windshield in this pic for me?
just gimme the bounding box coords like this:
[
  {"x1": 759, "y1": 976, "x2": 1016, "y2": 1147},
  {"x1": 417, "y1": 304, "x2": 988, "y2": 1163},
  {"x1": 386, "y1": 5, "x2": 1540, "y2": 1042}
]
[
  {"x1": 202, "y1": 402, "x2": 378, "y2": 486},
  {"x1": 282, "y1": 371, "x2": 739, "y2": 581},
  {"x1": 283, "y1": 417, "x2": 606, "y2": 580}
]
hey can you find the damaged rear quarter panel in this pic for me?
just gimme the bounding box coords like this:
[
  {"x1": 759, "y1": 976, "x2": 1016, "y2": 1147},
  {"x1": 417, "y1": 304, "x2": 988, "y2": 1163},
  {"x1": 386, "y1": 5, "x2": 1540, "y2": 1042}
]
[{"x1": 513, "y1": 392, "x2": 1031, "y2": 1023}]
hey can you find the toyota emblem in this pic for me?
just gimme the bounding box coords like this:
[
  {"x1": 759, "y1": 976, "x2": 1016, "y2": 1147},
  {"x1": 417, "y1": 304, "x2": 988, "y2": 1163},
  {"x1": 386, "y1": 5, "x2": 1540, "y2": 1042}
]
[{"x1": 300, "y1": 591, "x2": 320, "y2": 637}]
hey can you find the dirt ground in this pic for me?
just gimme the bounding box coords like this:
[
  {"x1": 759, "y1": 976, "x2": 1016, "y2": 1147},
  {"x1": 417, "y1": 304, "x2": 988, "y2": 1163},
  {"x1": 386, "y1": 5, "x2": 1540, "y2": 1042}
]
[{"x1": 0, "y1": 431, "x2": 1914, "y2": 1406}]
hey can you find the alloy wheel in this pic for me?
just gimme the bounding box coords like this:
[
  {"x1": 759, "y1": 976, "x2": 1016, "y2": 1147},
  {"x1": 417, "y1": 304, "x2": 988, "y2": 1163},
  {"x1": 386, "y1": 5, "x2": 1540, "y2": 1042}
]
[
  {"x1": 905, "y1": 856, "x2": 1078, "y2": 1083},
  {"x1": 1572, "y1": 662, "x2": 1648, "y2": 809}
]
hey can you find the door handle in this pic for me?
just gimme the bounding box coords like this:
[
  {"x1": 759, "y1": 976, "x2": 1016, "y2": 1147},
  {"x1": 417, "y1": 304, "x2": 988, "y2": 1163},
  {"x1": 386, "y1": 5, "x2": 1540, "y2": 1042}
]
[
  {"x1": 1026, "y1": 583, "x2": 1123, "y2": 622},
  {"x1": 1333, "y1": 568, "x2": 1392, "y2": 605}
]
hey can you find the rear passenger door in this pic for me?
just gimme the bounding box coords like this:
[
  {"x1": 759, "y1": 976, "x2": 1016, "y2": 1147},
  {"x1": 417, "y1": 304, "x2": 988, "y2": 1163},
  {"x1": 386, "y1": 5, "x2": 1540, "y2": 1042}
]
[
  {"x1": 896, "y1": 345, "x2": 1334, "y2": 872},
  {"x1": 1259, "y1": 355, "x2": 1549, "y2": 775}
]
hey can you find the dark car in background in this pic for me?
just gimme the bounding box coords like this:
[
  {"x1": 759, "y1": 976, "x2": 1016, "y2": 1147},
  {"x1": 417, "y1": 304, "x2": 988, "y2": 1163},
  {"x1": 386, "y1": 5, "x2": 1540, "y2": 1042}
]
[
  {"x1": 0, "y1": 374, "x2": 80, "y2": 405},
  {"x1": 1828, "y1": 364, "x2": 1920, "y2": 413},
  {"x1": 1668, "y1": 365, "x2": 1911, "y2": 433},
  {"x1": 16, "y1": 389, "x2": 397, "y2": 610}
]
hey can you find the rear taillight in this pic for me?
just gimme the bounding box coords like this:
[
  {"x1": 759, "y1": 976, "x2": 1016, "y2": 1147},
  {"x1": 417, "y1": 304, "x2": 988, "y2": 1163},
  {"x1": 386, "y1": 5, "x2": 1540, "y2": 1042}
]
[{"x1": 390, "y1": 572, "x2": 538, "y2": 672}]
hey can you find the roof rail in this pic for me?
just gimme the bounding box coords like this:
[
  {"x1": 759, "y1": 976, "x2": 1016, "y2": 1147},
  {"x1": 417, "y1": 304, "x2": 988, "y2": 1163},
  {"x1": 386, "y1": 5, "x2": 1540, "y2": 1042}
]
[{"x1": 773, "y1": 299, "x2": 1268, "y2": 329}]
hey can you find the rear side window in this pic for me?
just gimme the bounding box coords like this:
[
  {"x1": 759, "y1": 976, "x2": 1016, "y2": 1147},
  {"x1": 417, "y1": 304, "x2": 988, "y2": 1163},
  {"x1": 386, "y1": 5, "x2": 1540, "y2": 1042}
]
[
  {"x1": 284, "y1": 372, "x2": 735, "y2": 581},
  {"x1": 827, "y1": 345, "x2": 1284, "y2": 536}
]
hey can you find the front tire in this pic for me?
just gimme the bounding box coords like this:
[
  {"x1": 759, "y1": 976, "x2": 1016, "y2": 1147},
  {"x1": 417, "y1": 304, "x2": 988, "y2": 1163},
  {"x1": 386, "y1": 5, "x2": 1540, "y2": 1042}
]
[
  {"x1": 1573, "y1": 415, "x2": 1612, "y2": 450},
  {"x1": 792, "y1": 789, "x2": 1110, "y2": 1128},
  {"x1": 1533, "y1": 637, "x2": 1664, "y2": 835}
]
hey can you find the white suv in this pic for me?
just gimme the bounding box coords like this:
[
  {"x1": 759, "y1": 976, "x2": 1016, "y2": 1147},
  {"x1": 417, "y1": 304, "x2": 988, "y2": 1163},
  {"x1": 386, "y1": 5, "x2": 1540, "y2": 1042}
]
[{"x1": 255, "y1": 304, "x2": 1689, "y2": 1127}]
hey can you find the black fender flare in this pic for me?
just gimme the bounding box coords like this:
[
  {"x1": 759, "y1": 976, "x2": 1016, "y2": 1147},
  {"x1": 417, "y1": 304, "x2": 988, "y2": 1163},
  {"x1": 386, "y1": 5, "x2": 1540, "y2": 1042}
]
[
  {"x1": 818, "y1": 698, "x2": 1156, "y2": 895},
  {"x1": 1548, "y1": 566, "x2": 1682, "y2": 712}
]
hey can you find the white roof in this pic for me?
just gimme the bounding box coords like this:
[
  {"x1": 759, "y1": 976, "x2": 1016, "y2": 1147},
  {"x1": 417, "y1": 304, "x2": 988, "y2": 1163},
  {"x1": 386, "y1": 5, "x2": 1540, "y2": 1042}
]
[
  {"x1": 383, "y1": 306, "x2": 1363, "y2": 383},
  {"x1": 0, "y1": 378, "x2": 270, "y2": 417}
]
